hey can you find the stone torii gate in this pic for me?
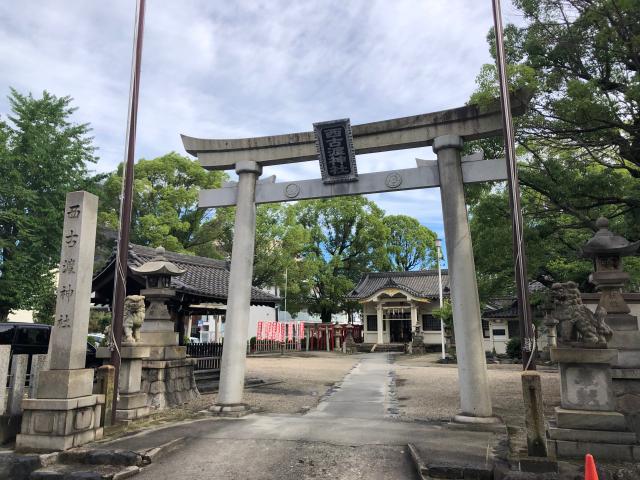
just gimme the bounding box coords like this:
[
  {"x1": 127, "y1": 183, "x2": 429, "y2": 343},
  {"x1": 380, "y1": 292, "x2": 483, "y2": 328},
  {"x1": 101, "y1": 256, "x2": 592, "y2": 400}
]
[{"x1": 182, "y1": 92, "x2": 528, "y2": 422}]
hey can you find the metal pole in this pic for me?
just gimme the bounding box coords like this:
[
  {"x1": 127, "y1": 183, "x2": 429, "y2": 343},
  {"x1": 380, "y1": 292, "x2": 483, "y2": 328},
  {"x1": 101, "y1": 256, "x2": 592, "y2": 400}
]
[
  {"x1": 491, "y1": 0, "x2": 536, "y2": 370},
  {"x1": 284, "y1": 267, "x2": 288, "y2": 318},
  {"x1": 109, "y1": 0, "x2": 147, "y2": 424},
  {"x1": 436, "y1": 239, "x2": 445, "y2": 360}
]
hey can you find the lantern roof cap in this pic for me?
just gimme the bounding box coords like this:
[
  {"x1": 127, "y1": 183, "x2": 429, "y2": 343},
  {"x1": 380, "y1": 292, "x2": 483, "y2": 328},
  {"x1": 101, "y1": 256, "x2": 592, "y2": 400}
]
[
  {"x1": 129, "y1": 246, "x2": 186, "y2": 277},
  {"x1": 581, "y1": 217, "x2": 640, "y2": 257}
]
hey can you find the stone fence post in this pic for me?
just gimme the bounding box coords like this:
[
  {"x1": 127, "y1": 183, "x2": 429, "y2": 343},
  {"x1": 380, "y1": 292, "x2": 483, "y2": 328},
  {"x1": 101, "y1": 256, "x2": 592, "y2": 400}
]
[
  {"x1": 8, "y1": 354, "x2": 28, "y2": 416},
  {"x1": 0, "y1": 345, "x2": 10, "y2": 415}
]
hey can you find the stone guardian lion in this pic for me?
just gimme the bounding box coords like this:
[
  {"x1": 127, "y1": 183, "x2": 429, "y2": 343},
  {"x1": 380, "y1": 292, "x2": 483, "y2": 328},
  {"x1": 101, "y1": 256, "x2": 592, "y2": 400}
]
[
  {"x1": 548, "y1": 281, "x2": 612, "y2": 346},
  {"x1": 123, "y1": 295, "x2": 146, "y2": 344}
]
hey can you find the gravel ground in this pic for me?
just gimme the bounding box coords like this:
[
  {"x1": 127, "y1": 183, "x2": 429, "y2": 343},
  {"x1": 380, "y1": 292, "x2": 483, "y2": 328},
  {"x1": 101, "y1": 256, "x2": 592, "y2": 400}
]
[
  {"x1": 394, "y1": 353, "x2": 561, "y2": 453},
  {"x1": 189, "y1": 352, "x2": 363, "y2": 414}
]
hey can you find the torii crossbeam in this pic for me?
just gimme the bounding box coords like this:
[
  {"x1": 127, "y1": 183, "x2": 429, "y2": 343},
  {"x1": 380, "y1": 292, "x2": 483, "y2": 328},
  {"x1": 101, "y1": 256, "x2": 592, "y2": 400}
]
[{"x1": 199, "y1": 155, "x2": 507, "y2": 208}]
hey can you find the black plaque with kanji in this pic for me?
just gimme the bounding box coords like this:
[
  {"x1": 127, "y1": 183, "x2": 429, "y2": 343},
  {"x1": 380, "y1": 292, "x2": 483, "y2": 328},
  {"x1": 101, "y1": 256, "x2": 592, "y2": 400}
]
[{"x1": 313, "y1": 118, "x2": 358, "y2": 184}]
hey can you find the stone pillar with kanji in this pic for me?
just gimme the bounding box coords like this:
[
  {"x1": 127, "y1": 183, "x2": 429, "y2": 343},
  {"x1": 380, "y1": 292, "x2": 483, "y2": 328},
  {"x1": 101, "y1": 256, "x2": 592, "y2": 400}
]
[{"x1": 16, "y1": 191, "x2": 104, "y2": 452}]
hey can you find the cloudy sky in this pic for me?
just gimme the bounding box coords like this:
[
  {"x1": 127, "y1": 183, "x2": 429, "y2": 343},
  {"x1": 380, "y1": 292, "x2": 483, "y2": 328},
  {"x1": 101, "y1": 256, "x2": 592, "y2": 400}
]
[{"x1": 0, "y1": 1, "x2": 520, "y2": 246}]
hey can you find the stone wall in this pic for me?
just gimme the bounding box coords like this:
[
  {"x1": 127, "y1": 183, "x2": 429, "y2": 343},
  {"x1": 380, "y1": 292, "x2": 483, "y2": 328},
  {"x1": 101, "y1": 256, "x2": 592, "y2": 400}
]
[
  {"x1": 141, "y1": 358, "x2": 198, "y2": 410},
  {"x1": 612, "y1": 370, "x2": 640, "y2": 436}
]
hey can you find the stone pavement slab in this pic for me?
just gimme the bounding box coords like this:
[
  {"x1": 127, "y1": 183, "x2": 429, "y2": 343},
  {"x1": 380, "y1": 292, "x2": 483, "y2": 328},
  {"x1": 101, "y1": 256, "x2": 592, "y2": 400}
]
[
  {"x1": 98, "y1": 414, "x2": 504, "y2": 480},
  {"x1": 136, "y1": 438, "x2": 417, "y2": 480},
  {"x1": 93, "y1": 354, "x2": 505, "y2": 479},
  {"x1": 307, "y1": 352, "x2": 394, "y2": 420}
]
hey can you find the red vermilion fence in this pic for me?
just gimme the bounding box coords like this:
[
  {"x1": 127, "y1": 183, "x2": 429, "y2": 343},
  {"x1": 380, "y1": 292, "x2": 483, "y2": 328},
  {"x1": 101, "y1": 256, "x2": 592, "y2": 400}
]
[
  {"x1": 305, "y1": 324, "x2": 363, "y2": 352},
  {"x1": 247, "y1": 323, "x2": 364, "y2": 354}
]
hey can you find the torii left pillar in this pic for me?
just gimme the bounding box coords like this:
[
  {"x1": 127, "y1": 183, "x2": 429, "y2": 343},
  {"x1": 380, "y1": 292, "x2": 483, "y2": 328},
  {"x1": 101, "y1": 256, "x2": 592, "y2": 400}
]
[{"x1": 211, "y1": 160, "x2": 262, "y2": 414}]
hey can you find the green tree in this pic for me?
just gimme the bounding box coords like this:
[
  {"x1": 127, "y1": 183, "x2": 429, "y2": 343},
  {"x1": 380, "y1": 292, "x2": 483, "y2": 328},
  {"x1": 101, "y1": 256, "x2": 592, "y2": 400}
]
[
  {"x1": 290, "y1": 196, "x2": 389, "y2": 322},
  {"x1": 432, "y1": 298, "x2": 453, "y2": 329},
  {"x1": 382, "y1": 215, "x2": 437, "y2": 271},
  {"x1": 0, "y1": 89, "x2": 97, "y2": 320},
  {"x1": 466, "y1": 0, "x2": 640, "y2": 297},
  {"x1": 31, "y1": 274, "x2": 57, "y2": 325},
  {"x1": 212, "y1": 203, "x2": 315, "y2": 313},
  {"x1": 89, "y1": 310, "x2": 112, "y2": 334},
  {"x1": 432, "y1": 299, "x2": 454, "y2": 352},
  {"x1": 99, "y1": 152, "x2": 227, "y2": 255}
]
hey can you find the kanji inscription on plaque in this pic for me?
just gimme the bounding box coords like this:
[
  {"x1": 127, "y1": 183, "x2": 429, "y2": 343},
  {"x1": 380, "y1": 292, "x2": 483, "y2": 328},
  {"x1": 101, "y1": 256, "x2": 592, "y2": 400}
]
[{"x1": 313, "y1": 118, "x2": 358, "y2": 184}]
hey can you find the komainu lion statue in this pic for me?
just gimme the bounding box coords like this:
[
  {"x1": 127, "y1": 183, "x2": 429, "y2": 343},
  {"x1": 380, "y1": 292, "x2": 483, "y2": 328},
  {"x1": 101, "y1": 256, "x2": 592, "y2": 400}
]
[
  {"x1": 549, "y1": 281, "x2": 612, "y2": 346},
  {"x1": 123, "y1": 295, "x2": 146, "y2": 344}
]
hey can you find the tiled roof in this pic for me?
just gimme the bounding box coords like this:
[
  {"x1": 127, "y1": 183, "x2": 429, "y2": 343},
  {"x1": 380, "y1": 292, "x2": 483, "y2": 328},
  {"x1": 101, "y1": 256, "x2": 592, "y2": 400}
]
[
  {"x1": 95, "y1": 244, "x2": 279, "y2": 305},
  {"x1": 347, "y1": 270, "x2": 450, "y2": 300},
  {"x1": 483, "y1": 301, "x2": 518, "y2": 319}
]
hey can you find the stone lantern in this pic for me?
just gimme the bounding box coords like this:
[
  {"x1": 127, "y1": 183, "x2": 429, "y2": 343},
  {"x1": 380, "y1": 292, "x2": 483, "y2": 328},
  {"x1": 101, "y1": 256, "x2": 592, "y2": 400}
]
[
  {"x1": 342, "y1": 323, "x2": 357, "y2": 354},
  {"x1": 131, "y1": 246, "x2": 186, "y2": 352},
  {"x1": 545, "y1": 218, "x2": 640, "y2": 461},
  {"x1": 582, "y1": 217, "x2": 640, "y2": 460},
  {"x1": 130, "y1": 247, "x2": 199, "y2": 409},
  {"x1": 581, "y1": 217, "x2": 640, "y2": 332}
]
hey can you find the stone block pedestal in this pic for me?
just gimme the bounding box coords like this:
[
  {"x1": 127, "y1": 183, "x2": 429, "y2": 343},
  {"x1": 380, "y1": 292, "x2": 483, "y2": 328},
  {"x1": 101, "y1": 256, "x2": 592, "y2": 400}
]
[
  {"x1": 612, "y1": 368, "x2": 640, "y2": 438},
  {"x1": 97, "y1": 345, "x2": 151, "y2": 421},
  {"x1": 16, "y1": 394, "x2": 104, "y2": 452},
  {"x1": 36, "y1": 368, "x2": 95, "y2": 399},
  {"x1": 547, "y1": 347, "x2": 639, "y2": 461},
  {"x1": 140, "y1": 347, "x2": 198, "y2": 410}
]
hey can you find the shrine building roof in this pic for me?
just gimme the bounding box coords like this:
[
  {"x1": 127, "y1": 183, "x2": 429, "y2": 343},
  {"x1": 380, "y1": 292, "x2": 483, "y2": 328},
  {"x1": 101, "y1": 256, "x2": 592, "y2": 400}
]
[
  {"x1": 92, "y1": 244, "x2": 279, "y2": 307},
  {"x1": 347, "y1": 270, "x2": 450, "y2": 301}
]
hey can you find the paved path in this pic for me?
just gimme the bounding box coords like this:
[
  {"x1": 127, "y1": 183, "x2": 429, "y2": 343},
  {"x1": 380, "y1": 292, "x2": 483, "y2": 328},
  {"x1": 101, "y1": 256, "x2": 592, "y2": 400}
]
[
  {"x1": 307, "y1": 352, "x2": 397, "y2": 419},
  {"x1": 101, "y1": 353, "x2": 502, "y2": 480}
]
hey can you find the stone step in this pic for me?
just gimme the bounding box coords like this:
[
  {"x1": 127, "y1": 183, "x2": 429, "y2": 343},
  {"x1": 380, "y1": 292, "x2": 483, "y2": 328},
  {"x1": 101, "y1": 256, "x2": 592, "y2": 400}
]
[
  {"x1": 30, "y1": 464, "x2": 140, "y2": 480},
  {"x1": 356, "y1": 343, "x2": 405, "y2": 353},
  {"x1": 194, "y1": 368, "x2": 220, "y2": 375},
  {"x1": 548, "y1": 426, "x2": 638, "y2": 444},
  {"x1": 407, "y1": 443, "x2": 495, "y2": 480},
  {"x1": 57, "y1": 448, "x2": 144, "y2": 466},
  {"x1": 548, "y1": 438, "x2": 640, "y2": 462},
  {"x1": 197, "y1": 377, "x2": 265, "y2": 394},
  {"x1": 555, "y1": 407, "x2": 628, "y2": 431}
]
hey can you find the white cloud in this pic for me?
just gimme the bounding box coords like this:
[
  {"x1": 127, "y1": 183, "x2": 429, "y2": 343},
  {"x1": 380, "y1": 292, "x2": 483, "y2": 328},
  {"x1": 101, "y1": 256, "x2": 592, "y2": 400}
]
[{"x1": 0, "y1": 0, "x2": 517, "y2": 258}]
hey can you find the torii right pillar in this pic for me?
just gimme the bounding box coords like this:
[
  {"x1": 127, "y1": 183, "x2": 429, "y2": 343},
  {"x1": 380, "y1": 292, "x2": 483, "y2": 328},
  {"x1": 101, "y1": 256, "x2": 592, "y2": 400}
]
[{"x1": 434, "y1": 134, "x2": 496, "y2": 422}]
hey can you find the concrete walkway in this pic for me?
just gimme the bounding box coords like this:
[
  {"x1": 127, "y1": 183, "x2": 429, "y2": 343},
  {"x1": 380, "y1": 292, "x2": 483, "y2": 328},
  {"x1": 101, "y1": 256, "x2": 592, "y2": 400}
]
[
  {"x1": 307, "y1": 352, "x2": 396, "y2": 420},
  {"x1": 96, "y1": 353, "x2": 504, "y2": 479}
]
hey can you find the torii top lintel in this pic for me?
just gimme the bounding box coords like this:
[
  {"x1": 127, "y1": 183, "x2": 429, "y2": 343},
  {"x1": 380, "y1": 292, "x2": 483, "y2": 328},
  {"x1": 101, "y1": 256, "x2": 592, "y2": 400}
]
[{"x1": 181, "y1": 90, "x2": 531, "y2": 171}]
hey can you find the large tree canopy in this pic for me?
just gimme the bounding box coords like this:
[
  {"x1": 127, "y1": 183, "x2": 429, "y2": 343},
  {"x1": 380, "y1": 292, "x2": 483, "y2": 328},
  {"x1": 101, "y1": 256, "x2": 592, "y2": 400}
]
[
  {"x1": 289, "y1": 196, "x2": 390, "y2": 322},
  {"x1": 382, "y1": 215, "x2": 437, "y2": 271},
  {"x1": 0, "y1": 89, "x2": 98, "y2": 320},
  {"x1": 98, "y1": 152, "x2": 227, "y2": 256},
  {"x1": 467, "y1": 0, "x2": 640, "y2": 300}
]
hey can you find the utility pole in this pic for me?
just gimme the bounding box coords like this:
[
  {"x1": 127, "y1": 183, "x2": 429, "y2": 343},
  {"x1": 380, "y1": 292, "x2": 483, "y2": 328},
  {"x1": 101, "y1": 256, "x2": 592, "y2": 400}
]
[
  {"x1": 109, "y1": 0, "x2": 147, "y2": 424},
  {"x1": 436, "y1": 239, "x2": 445, "y2": 360},
  {"x1": 491, "y1": 0, "x2": 536, "y2": 370},
  {"x1": 284, "y1": 267, "x2": 288, "y2": 320}
]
